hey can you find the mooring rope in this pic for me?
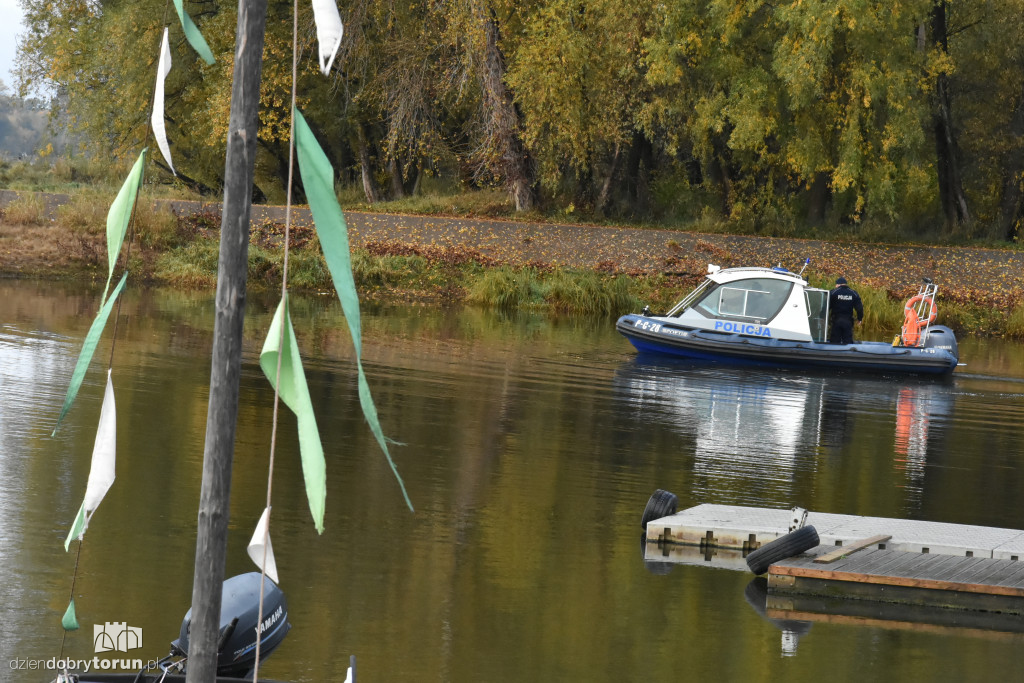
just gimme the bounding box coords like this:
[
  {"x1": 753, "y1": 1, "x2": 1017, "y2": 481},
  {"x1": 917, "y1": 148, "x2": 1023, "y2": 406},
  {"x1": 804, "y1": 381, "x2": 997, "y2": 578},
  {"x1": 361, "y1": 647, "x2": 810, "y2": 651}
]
[{"x1": 252, "y1": 0, "x2": 300, "y2": 678}]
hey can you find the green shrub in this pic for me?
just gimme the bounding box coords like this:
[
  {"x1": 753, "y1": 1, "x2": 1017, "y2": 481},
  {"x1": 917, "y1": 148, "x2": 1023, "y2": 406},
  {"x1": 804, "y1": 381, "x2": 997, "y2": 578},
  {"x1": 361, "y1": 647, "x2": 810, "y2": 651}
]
[
  {"x1": 155, "y1": 241, "x2": 220, "y2": 288},
  {"x1": 467, "y1": 267, "x2": 541, "y2": 309},
  {"x1": 932, "y1": 302, "x2": 1004, "y2": 337},
  {"x1": 351, "y1": 250, "x2": 427, "y2": 288},
  {"x1": 858, "y1": 285, "x2": 904, "y2": 335},
  {"x1": 287, "y1": 247, "x2": 330, "y2": 290},
  {"x1": 542, "y1": 270, "x2": 639, "y2": 316},
  {"x1": 1006, "y1": 304, "x2": 1024, "y2": 339}
]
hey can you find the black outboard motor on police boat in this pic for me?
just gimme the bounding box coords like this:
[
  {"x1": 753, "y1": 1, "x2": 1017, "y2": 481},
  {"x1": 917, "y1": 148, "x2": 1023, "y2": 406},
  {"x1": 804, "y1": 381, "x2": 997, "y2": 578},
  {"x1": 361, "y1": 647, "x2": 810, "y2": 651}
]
[
  {"x1": 168, "y1": 572, "x2": 291, "y2": 679},
  {"x1": 921, "y1": 325, "x2": 959, "y2": 363}
]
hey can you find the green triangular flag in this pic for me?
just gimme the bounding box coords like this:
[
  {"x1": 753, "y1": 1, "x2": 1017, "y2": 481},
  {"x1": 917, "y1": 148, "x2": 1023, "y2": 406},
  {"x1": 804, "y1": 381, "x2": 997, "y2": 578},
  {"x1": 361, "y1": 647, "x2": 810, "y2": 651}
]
[
  {"x1": 294, "y1": 107, "x2": 413, "y2": 512},
  {"x1": 52, "y1": 273, "x2": 129, "y2": 435},
  {"x1": 62, "y1": 599, "x2": 79, "y2": 631},
  {"x1": 260, "y1": 295, "x2": 327, "y2": 533},
  {"x1": 172, "y1": 0, "x2": 215, "y2": 65},
  {"x1": 104, "y1": 149, "x2": 146, "y2": 303}
]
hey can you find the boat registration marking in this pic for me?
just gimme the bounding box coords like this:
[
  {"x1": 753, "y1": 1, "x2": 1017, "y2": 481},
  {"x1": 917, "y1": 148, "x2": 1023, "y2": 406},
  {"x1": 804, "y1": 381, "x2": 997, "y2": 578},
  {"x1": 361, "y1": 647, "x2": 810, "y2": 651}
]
[{"x1": 633, "y1": 320, "x2": 662, "y2": 333}]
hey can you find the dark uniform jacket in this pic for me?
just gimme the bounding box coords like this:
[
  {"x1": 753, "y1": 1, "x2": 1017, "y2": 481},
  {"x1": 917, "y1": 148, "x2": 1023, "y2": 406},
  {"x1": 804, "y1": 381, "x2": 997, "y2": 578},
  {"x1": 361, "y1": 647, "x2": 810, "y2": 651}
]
[
  {"x1": 829, "y1": 285, "x2": 864, "y2": 323},
  {"x1": 828, "y1": 284, "x2": 863, "y2": 344}
]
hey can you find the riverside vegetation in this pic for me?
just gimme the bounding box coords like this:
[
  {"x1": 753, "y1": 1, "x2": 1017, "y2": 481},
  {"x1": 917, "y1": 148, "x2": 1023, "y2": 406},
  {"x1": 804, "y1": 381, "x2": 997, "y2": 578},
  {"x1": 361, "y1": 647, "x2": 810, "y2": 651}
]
[
  {"x1": 1, "y1": 170, "x2": 1023, "y2": 340},
  {"x1": 7, "y1": 0, "x2": 1024, "y2": 338}
]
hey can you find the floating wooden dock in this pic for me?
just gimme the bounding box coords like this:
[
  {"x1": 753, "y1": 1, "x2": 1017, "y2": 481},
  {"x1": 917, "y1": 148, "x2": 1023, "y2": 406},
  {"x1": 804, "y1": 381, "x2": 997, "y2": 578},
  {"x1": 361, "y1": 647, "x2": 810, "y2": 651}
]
[
  {"x1": 769, "y1": 544, "x2": 1024, "y2": 614},
  {"x1": 645, "y1": 504, "x2": 1024, "y2": 615},
  {"x1": 645, "y1": 503, "x2": 1024, "y2": 559}
]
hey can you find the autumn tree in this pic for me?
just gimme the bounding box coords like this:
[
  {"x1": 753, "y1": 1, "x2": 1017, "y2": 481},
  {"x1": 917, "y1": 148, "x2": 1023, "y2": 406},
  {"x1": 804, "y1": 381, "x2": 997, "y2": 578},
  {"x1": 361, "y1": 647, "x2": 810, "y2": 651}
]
[
  {"x1": 506, "y1": 0, "x2": 659, "y2": 214},
  {"x1": 772, "y1": 0, "x2": 936, "y2": 225},
  {"x1": 14, "y1": 0, "x2": 1024, "y2": 235},
  {"x1": 926, "y1": 0, "x2": 971, "y2": 229}
]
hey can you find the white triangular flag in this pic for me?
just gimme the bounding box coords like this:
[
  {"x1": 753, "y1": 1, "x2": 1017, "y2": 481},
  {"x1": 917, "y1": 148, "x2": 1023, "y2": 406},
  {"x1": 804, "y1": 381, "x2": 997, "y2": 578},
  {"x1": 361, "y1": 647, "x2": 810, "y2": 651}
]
[
  {"x1": 83, "y1": 369, "x2": 117, "y2": 513},
  {"x1": 65, "y1": 369, "x2": 117, "y2": 549},
  {"x1": 311, "y1": 0, "x2": 343, "y2": 75},
  {"x1": 247, "y1": 507, "x2": 279, "y2": 583},
  {"x1": 152, "y1": 27, "x2": 175, "y2": 175}
]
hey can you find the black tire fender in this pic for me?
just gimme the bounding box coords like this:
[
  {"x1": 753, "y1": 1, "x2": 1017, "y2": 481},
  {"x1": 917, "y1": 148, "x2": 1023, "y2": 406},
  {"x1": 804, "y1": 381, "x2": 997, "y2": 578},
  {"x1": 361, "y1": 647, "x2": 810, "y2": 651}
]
[
  {"x1": 640, "y1": 489, "x2": 679, "y2": 530},
  {"x1": 745, "y1": 525, "x2": 819, "y2": 575}
]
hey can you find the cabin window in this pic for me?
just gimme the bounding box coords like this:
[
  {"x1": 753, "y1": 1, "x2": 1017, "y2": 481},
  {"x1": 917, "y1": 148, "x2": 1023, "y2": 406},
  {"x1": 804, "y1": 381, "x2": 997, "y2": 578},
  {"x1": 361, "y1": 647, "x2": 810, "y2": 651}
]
[
  {"x1": 805, "y1": 289, "x2": 829, "y2": 342},
  {"x1": 692, "y1": 278, "x2": 793, "y2": 322}
]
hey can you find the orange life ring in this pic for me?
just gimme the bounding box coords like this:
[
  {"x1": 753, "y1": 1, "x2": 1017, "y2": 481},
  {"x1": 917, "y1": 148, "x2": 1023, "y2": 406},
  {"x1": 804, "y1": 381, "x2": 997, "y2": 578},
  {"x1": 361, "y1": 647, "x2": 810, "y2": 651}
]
[{"x1": 901, "y1": 294, "x2": 937, "y2": 347}]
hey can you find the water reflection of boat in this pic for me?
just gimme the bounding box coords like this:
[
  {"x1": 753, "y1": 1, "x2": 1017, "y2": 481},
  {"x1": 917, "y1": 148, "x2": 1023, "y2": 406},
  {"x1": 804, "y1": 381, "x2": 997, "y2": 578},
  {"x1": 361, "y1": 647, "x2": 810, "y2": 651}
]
[
  {"x1": 616, "y1": 265, "x2": 959, "y2": 374},
  {"x1": 892, "y1": 382, "x2": 953, "y2": 504},
  {"x1": 614, "y1": 359, "x2": 829, "y2": 497},
  {"x1": 613, "y1": 358, "x2": 955, "y2": 500}
]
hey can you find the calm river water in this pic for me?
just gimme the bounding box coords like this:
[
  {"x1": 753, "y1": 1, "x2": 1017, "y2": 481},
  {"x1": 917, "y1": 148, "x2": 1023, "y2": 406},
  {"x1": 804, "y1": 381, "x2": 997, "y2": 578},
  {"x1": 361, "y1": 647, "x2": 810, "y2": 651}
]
[{"x1": 2, "y1": 280, "x2": 1024, "y2": 682}]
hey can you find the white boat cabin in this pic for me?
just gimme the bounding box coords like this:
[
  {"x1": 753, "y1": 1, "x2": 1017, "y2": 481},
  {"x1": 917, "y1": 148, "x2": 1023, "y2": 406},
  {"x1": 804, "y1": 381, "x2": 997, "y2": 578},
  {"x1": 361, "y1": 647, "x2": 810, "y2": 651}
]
[{"x1": 660, "y1": 265, "x2": 830, "y2": 343}]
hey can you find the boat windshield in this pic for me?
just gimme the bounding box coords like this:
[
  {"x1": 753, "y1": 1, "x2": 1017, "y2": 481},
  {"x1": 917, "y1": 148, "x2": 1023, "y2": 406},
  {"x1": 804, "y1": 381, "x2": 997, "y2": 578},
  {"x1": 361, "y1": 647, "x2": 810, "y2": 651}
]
[
  {"x1": 690, "y1": 278, "x2": 794, "y2": 322},
  {"x1": 667, "y1": 279, "x2": 713, "y2": 316}
]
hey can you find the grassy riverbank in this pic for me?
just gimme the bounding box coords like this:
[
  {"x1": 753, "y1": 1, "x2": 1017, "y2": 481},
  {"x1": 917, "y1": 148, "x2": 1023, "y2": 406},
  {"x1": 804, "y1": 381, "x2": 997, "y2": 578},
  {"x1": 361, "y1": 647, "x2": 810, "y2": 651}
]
[
  {"x1": 155, "y1": 235, "x2": 1024, "y2": 338},
  {"x1": 1, "y1": 187, "x2": 1023, "y2": 339}
]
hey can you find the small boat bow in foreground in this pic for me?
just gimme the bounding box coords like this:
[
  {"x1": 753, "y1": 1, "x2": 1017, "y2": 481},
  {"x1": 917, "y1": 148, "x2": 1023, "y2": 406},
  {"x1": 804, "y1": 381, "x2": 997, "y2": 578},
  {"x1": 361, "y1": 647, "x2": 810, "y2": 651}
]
[{"x1": 616, "y1": 264, "x2": 959, "y2": 375}]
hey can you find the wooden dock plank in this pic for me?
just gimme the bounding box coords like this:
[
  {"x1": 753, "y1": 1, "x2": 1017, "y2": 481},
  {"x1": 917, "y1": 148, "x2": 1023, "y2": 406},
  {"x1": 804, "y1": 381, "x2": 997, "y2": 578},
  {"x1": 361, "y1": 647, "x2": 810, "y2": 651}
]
[
  {"x1": 848, "y1": 548, "x2": 917, "y2": 575},
  {"x1": 946, "y1": 560, "x2": 1000, "y2": 585},
  {"x1": 857, "y1": 549, "x2": 937, "y2": 578},
  {"x1": 822, "y1": 547, "x2": 920, "y2": 578},
  {"x1": 913, "y1": 555, "x2": 978, "y2": 582},
  {"x1": 814, "y1": 535, "x2": 891, "y2": 564},
  {"x1": 962, "y1": 561, "x2": 1024, "y2": 588},
  {"x1": 992, "y1": 562, "x2": 1024, "y2": 587},
  {"x1": 771, "y1": 552, "x2": 1024, "y2": 598},
  {"x1": 917, "y1": 555, "x2": 979, "y2": 581}
]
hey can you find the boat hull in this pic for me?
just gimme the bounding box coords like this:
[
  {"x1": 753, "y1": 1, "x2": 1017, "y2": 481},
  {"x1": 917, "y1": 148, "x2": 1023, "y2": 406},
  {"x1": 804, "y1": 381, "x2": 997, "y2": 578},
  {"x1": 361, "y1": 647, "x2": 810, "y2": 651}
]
[{"x1": 616, "y1": 315, "x2": 958, "y2": 375}]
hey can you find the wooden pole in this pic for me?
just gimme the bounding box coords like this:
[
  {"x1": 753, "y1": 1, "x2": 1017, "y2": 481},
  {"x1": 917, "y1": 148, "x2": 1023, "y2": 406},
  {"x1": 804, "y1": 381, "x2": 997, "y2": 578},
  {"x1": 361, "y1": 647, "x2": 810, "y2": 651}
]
[{"x1": 185, "y1": 1, "x2": 268, "y2": 681}]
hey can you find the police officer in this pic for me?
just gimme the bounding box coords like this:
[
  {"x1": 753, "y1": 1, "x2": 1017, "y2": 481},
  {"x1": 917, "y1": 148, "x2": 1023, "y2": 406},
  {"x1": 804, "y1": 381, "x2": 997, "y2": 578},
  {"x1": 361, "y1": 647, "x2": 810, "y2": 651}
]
[{"x1": 829, "y1": 277, "x2": 863, "y2": 344}]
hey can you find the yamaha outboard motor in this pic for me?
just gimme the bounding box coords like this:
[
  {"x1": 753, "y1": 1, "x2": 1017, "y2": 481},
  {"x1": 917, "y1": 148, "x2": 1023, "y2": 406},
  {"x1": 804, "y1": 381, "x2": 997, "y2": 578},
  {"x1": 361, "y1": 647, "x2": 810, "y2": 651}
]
[
  {"x1": 171, "y1": 572, "x2": 291, "y2": 678},
  {"x1": 923, "y1": 325, "x2": 959, "y2": 363}
]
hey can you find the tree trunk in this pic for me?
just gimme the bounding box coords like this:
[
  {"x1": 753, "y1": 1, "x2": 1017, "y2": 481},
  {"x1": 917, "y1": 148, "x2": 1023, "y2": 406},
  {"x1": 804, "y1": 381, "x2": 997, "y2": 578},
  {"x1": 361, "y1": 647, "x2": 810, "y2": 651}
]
[
  {"x1": 596, "y1": 143, "x2": 621, "y2": 215},
  {"x1": 999, "y1": 84, "x2": 1024, "y2": 242},
  {"x1": 151, "y1": 160, "x2": 217, "y2": 196},
  {"x1": 806, "y1": 172, "x2": 830, "y2": 225},
  {"x1": 185, "y1": 0, "x2": 267, "y2": 681},
  {"x1": 624, "y1": 132, "x2": 653, "y2": 215},
  {"x1": 405, "y1": 160, "x2": 422, "y2": 196},
  {"x1": 930, "y1": 2, "x2": 971, "y2": 228},
  {"x1": 356, "y1": 123, "x2": 380, "y2": 204},
  {"x1": 707, "y1": 134, "x2": 734, "y2": 217},
  {"x1": 476, "y1": 3, "x2": 535, "y2": 212},
  {"x1": 388, "y1": 155, "x2": 406, "y2": 200}
]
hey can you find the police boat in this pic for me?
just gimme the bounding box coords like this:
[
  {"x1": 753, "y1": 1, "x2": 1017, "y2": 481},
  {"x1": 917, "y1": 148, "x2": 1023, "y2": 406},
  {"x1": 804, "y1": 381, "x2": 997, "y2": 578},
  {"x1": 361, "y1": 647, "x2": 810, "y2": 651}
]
[{"x1": 615, "y1": 264, "x2": 959, "y2": 375}]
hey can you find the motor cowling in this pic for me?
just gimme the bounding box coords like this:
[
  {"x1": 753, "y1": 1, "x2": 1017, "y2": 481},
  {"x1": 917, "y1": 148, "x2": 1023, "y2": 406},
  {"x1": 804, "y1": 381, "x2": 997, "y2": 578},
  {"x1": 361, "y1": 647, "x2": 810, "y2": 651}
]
[
  {"x1": 171, "y1": 572, "x2": 291, "y2": 678},
  {"x1": 923, "y1": 325, "x2": 959, "y2": 362}
]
